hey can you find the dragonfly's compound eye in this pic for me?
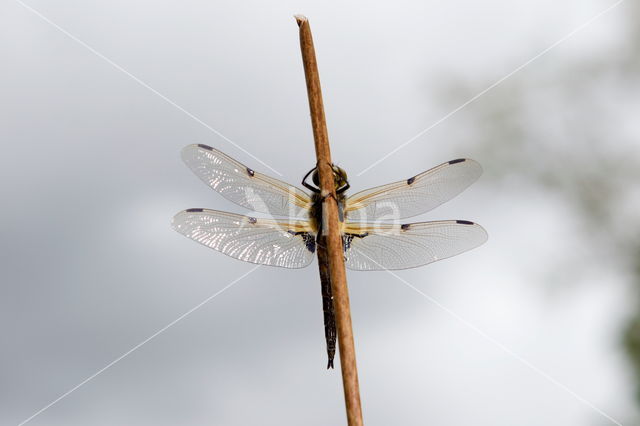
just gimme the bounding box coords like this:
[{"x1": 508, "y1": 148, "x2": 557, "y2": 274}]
[
  {"x1": 312, "y1": 166, "x2": 348, "y2": 188},
  {"x1": 333, "y1": 166, "x2": 348, "y2": 187}
]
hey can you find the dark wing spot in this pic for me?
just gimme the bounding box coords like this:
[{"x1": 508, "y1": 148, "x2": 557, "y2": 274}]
[
  {"x1": 406, "y1": 176, "x2": 415, "y2": 185},
  {"x1": 288, "y1": 231, "x2": 316, "y2": 253},
  {"x1": 303, "y1": 233, "x2": 316, "y2": 253},
  {"x1": 343, "y1": 232, "x2": 370, "y2": 253},
  {"x1": 456, "y1": 220, "x2": 474, "y2": 225},
  {"x1": 248, "y1": 216, "x2": 258, "y2": 224},
  {"x1": 401, "y1": 223, "x2": 410, "y2": 230},
  {"x1": 448, "y1": 158, "x2": 466, "y2": 165},
  {"x1": 197, "y1": 144, "x2": 214, "y2": 151},
  {"x1": 186, "y1": 208, "x2": 204, "y2": 212},
  {"x1": 343, "y1": 234, "x2": 355, "y2": 251},
  {"x1": 246, "y1": 167, "x2": 255, "y2": 177}
]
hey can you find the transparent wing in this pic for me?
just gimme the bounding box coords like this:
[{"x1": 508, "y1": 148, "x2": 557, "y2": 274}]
[
  {"x1": 346, "y1": 159, "x2": 482, "y2": 221},
  {"x1": 181, "y1": 144, "x2": 312, "y2": 217},
  {"x1": 172, "y1": 209, "x2": 316, "y2": 268},
  {"x1": 342, "y1": 220, "x2": 487, "y2": 271}
]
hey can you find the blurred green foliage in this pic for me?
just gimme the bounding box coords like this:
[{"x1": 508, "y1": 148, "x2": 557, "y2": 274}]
[{"x1": 437, "y1": 0, "x2": 640, "y2": 413}]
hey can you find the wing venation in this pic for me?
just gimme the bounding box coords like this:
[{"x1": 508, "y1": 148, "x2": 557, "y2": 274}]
[
  {"x1": 346, "y1": 159, "x2": 482, "y2": 221},
  {"x1": 172, "y1": 209, "x2": 315, "y2": 268},
  {"x1": 182, "y1": 144, "x2": 311, "y2": 217},
  {"x1": 342, "y1": 220, "x2": 487, "y2": 271}
]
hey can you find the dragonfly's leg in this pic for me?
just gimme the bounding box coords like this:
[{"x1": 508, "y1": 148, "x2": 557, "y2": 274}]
[
  {"x1": 301, "y1": 167, "x2": 320, "y2": 193},
  {"x1": 336, "y1": 181, "x2": 350, "y2": 194},
  {"x1": 302, "y1": 182, "x2": 319, "y2": 193}
]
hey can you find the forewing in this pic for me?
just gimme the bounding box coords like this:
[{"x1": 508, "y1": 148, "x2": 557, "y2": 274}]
[
  {"x1": 342, "y1": 220, "x2": 487, "y2": 271},
  {"x1": 172, "y1": 209, "x2": 316, "y2": 268},
  {"x1": 346, "y1": 159, "x2": 482, "y2": 221},
  {"x1": 182, "y1": 144, "x2": 311, "y2": 217}
]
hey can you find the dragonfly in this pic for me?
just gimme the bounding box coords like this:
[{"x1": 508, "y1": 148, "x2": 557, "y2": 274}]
[{"x1": 172, "y1": 144, "x2": 487, "y2": 369}]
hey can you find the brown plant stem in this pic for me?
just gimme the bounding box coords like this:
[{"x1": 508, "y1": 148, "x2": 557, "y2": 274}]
[{"x1": 295, "y1": 14, "x2": 364, "y2": 426}]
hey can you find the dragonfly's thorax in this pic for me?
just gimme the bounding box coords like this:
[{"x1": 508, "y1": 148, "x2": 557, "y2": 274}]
[{"x1": 310, "y1": 192, "x2": 347, "y2": 235}]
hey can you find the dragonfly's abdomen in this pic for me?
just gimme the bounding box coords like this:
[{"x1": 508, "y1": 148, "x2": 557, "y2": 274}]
[
  {"x1": 316, "y1": 235, "x2": 336, "y2": 369},
  {"x1": 310, "y1": 192, "x2": 346, "y2": 369}
]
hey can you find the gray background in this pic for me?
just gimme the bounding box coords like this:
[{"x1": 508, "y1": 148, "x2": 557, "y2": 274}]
[{"x1": 2, "y1": 1, "x2": 639, "y2": 425}]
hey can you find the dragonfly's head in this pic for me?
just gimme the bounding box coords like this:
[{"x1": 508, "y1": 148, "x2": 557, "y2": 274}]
[{"x1": 312, "y1": 165, "x2": 349, "y2": 190}]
